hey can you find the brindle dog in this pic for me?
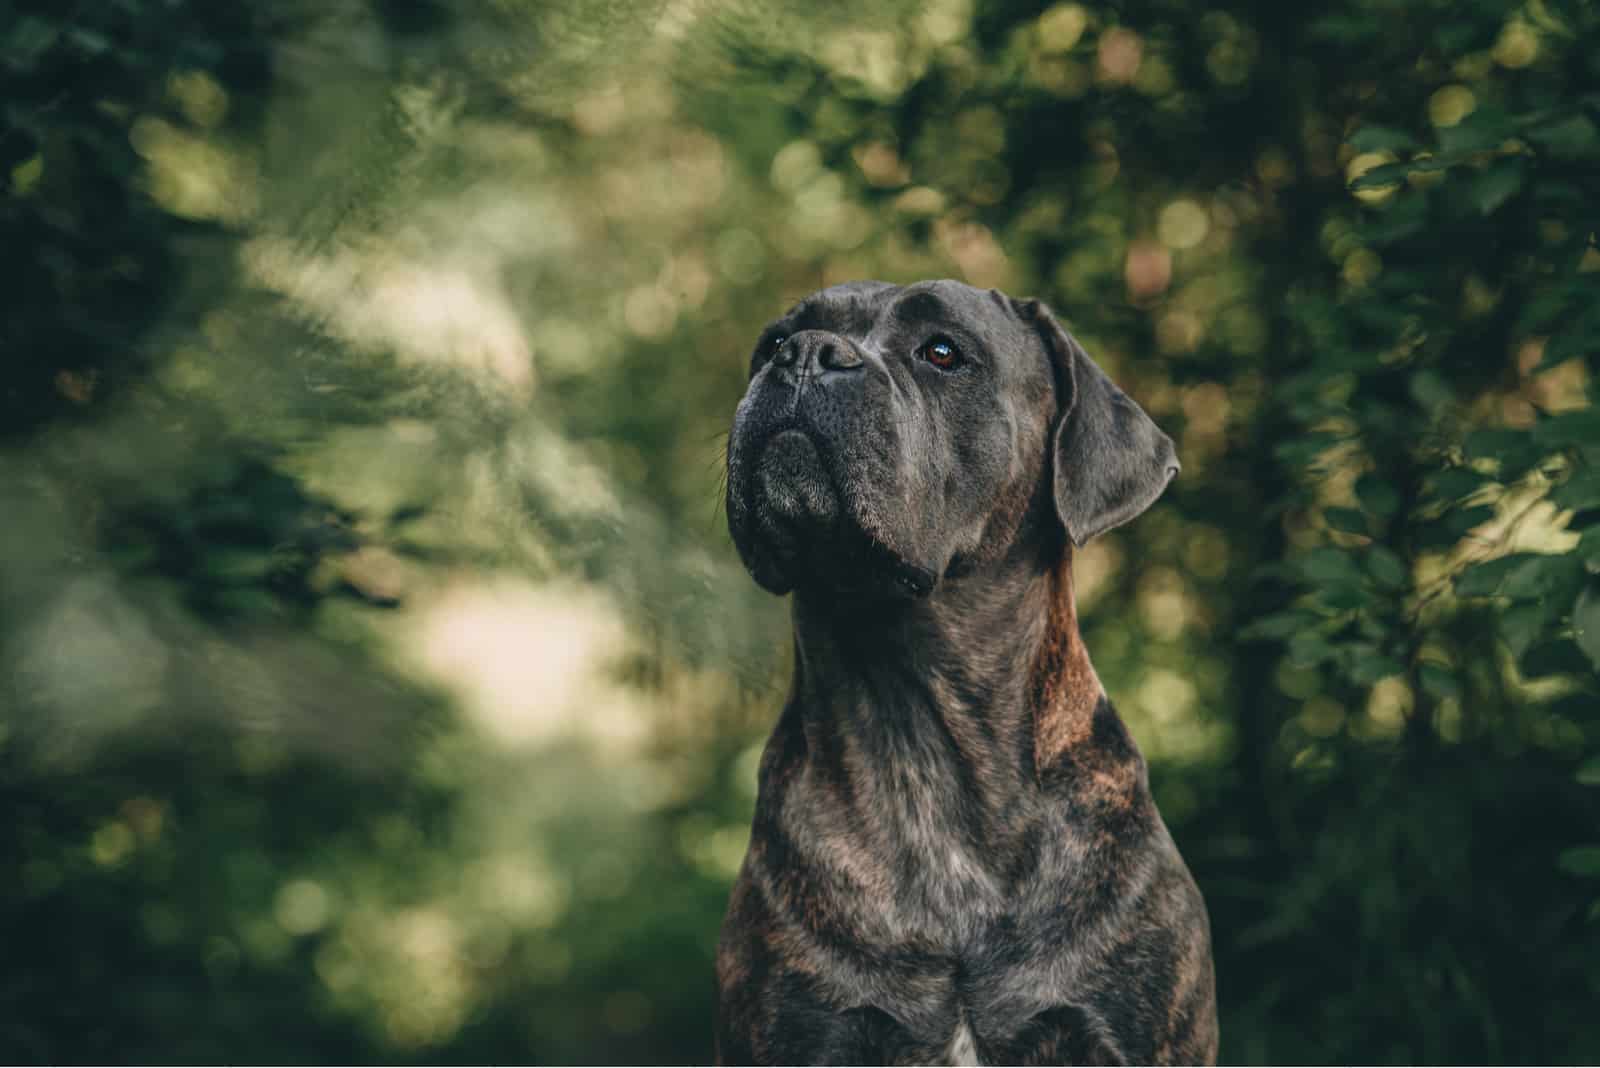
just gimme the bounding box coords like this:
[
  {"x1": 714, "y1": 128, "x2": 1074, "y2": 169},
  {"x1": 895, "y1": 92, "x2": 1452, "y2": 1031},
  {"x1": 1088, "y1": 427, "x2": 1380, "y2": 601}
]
[{"x1": 718, "y1": 280, "x2": 1217, "y2": 1066}]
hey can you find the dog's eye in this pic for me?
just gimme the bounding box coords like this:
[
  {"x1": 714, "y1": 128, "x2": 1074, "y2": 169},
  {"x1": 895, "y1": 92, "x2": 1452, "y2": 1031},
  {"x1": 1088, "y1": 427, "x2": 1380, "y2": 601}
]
[
  {"x1": 917, "y1": 338, "x2": 963, "y2": 371},
  {"x1": 770, "y1": 335, "x2": 788, "y2": 356}
]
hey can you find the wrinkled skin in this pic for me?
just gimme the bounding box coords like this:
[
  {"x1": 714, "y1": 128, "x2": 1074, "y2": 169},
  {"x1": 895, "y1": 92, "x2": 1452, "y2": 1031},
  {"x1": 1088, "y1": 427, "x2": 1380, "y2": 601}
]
[{"x1": 718, "y1": 280, "x2": 1217, "y2": 1066}]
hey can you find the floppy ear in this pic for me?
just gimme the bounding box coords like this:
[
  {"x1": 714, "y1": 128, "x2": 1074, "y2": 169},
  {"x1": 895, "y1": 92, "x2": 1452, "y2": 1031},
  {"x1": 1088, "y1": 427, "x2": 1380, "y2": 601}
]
[{"x1": 1018, "y1": 300, "x2": 1180, "y2": 547}]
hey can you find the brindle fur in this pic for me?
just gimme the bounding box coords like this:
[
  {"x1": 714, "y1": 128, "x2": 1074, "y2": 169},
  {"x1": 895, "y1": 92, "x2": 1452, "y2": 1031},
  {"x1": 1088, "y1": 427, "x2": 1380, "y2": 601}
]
[{"x1": 718, "y1": 280, "x2": 1217, "y2": 1065}]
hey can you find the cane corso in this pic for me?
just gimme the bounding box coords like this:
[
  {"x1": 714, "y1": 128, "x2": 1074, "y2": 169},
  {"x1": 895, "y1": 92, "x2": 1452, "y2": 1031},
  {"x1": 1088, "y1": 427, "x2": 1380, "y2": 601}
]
[{"x1": 717, "y1": 279, "x2": 1216, "y2": 1065}]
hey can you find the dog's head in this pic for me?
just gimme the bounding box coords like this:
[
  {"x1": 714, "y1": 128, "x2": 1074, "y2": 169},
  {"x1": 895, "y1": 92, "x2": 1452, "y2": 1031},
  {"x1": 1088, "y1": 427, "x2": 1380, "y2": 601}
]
[{"x1": 725, "y1": 279, "x2": 1178, "y2": 599}]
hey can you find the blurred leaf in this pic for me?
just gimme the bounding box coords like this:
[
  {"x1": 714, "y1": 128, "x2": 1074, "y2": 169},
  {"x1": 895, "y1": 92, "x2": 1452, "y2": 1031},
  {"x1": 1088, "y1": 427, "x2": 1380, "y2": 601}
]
[
  {"x1": 1550, "y1": 471, "x2": 1600, "y2": 511},
  {"x1": 1437, "y1": 110, "x2": 1514, "y2": 155},
  {"x1": 1431, "y1": 467, "x2": 1490, "y2": 501},
  {"x1": 1325, "y1": 507, "x2": 1369, "y2": 536},
  {"x1": 1529, "y1": 114, "x2": 1600, "y2": 158},
  {"x1": 1471, "y1": 159, "x2": 1525, "y2": 215},
  {"x1": 1419, "y1": 663, "x2": 1461, "y2": 699},
  {"x1": 1463, "y1": 429, "x2": 1545, "y2": 479},
  {"x1": 1349, "y1": 162, "x2": 1409, "y2": 190},
  {"x1": 1367, "y1": 546, "x2": 1408, "y2": 589},
  {"x1": 1288, "y1": 631, "x2": 1338, "y2": 667},
  {"x1": 1348, "y1": 125, "x2": 1418, "y2": 152},
  {"x1": 1298, "y1": 547, "x2": 1366, "y2": 586},
  {"x1": 1577, "y1": 755, "x2": 1600, "y2": 787},
  {"x1": 1348, "y1": 653, "x2": 1405, "y2": 685},
  {"x1": 1458, "y1": 553, "x2": 1550, "y2": 598},
  {"x1": 1500, "y1": 600, "x2": 1550, "y2": 657},
  {"x1": 1444, "y1": 504, "x2": 1497, "y2": 536},
  {"x1": 1558, "y1": 846, "x2": 1600, "y2": 877},
  {"x1": 1575, "y1": 582, "x2": 1600, "y2": 670},
  {"x1": 1240, "y1": 611, "x2": 1317, "y2": 641},
  {"x1": 1356, "y1": 475, "x2": 1402, "y2": 517},
  {"x1": 1534, "y1": 411, "x2": 1600, "y2": 450},
  {"x1": 1520, "y1": 639, "x2": 1593, "y2": 677}
]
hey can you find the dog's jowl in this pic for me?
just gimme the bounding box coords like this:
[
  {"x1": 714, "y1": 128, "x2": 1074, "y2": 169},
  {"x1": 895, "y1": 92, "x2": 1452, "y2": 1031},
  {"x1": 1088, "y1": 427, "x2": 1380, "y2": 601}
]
[{"x1": 718, "y1": 280, "x2": 1217, "y2": 1066}]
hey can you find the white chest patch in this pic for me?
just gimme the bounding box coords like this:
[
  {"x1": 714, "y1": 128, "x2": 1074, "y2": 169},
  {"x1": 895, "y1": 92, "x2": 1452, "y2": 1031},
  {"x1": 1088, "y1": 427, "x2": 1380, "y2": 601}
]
[{"x1": 945, "y1": 1017, "x2": 980, "y2": 1067}]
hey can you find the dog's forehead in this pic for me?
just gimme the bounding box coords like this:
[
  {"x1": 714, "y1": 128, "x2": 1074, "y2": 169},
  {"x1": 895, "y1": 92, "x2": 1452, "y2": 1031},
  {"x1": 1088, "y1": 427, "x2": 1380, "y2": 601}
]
[{"x1": 785, "y1": 279, "x2": 1026, "y2": 347}]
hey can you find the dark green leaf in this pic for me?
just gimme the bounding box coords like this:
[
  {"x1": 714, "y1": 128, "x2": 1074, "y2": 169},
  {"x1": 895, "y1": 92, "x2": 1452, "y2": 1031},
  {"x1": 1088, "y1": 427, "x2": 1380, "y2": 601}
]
[
  {"x1": 1463, "y1": 429, "x2": 1545, "y2": 478},
  {"x1": 1520, "y1": 640, "x2": 1593, "y2": 678},
  {"x1": 1324, "y1": 507, "x2": 1368, "y2": 536},
  {"x1": 1299, "y1": 547, "x2": 1365, "y2": 585},
  {"x1": 1349, "y1": 162, "x2": 1409, "y2": 191},
  {"x1": 1535, "y1": 411, "x2": 1600, "y2": 449},
  {"x1": 1240, "y1": 611, "x2": 1315, "y2": 642},
  {"x1": 1408, "y1": 369, "x2": 1454, "y2": 412},
  {"x1": 1356, "y1": 475, "x2": 1402, "y2": 517},
  {"x1": 1431, "y1": 467, "x2": 1490, "y2": 501},
  {"x1": 1456, "y1": 554, "x2": 1538, "y2": 597},
  {"x1": 1367, "y1": 546, "x2": 1408, "y2": 589},
  {"x1": 1347, "y1": 125, "x2": 1417, "y2": 153},
  {"x1": 1470, "y1": 159, "x2": 1525, "y2": 215},
  {"x1": 1288, "y1": 631, "x2": 1338, "y2": 667},
  {"x1": 1500, "y1": 600, "x2": 1550, "y2": 657},
  {"x1": 1528, "y1": 114, "x2": 1600, "y2": 159},
  {"x1": 1444, "y1": 504, "x2": 1496, "y2": 536},
  {"x1": 1577, "y1": 755, "x2": 1600, "y2": 787},
  {"x1": 1418, "y1": 663, "x2": 1461, "y2": 699},
  {"x1": 1558, "y1": 846, "x2": 1600, "y2": 878},
  {"x1": 1575, "y1": 582, "x2": 1600, "y2": 671},
  {"x1": 1347, "y1": 654, "x2": 1405, "y2": 686},
  {"x1": 1550, "y1": 471, "x2": 1600, "y2": 511},
  {"x1": 1322, "y1": 583, "x2": 1370, "y2": 611}
]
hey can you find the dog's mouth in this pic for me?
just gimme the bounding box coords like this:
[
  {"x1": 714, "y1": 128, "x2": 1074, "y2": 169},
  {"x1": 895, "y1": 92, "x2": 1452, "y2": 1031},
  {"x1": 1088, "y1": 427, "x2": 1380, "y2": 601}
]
[
  {"x1": 735, "y1": 425, "x2": 936, "y2": 600},
  {"x1": 752, "y1": 428, "x2": 839, "y2": 540}
]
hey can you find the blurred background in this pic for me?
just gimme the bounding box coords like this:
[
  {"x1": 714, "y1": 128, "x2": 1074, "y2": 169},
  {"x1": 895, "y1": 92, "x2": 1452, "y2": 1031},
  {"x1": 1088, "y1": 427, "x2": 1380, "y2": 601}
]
[{"x1": 3, "y1": 0, "x2": 1598, "y2": 1062}]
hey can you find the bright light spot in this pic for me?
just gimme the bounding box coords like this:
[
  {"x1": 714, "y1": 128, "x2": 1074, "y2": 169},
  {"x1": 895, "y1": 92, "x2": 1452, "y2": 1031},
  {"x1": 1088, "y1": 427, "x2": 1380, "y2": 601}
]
[
  {"x1": 1074, "y1": 536, "x2": 1123, "y2": 608},
  {"x1": 276, "y1": 879, "x2": 332, "y2": 935},
  {"x1": 1137, "y1": 669, "x2": 1197, "y2": 722},
  {"x1": 1158, "y1": 198, "x2": 1210, "y2": 250},
  {"x1": 852, "y1": 141, "x2": 910, "y2": 187},
  {"x1": 1037, "y1": 3, "x2": 1088, "y2": 52},
  {"x1": 893, "y1": 185, "x2": 947, "y2": 215},
  {"x1": 18, "y1": 577, "x2": 167, "y2": 737},
  {"x1": 407, "y1": 579, "x2": 646, "y2": 752},
  {"x1": 243, "y1": 238, "x2": 532, "y2": 392},
  {"x1": 1493, "y1": 20, "x2": 1539, "y2": 68},
  {"x1": 1124, "y1": 240, "x2": 1172, "y2": 299},
  {"x1": 1342, "y1": 248, "x2": 1382, "y2": 288},
  {"x1": 1346, "y1": 151, "x2": 1398, "y2": 204},
  {"x1": 1429, "y1": 84, "x2": 1476, "y2": 127},
  {"x1": 770, "y1": 139, "x2": 821, "y2": 193},
  {"x1": 572, "y1": 84, "x2": 626, "y2": 136},
  {"x1": 1157, "y1": 309, "x2": 1204, "y2": 353},
  {"x1": 130, "y1": 115, "x2": 256, "y2": 222},
  {"x1": 91, "y1": 822, "x2": 136, "y2": 867},
  {"x1": 821, "y1": 31, "x2": 916, "y2": 97},
  {"x1": 1096, "y1": 27, "x2": 1143, "y2": 84},
  {"x1": 936, "y1": 219, "x2": 1011, "y2": 289},
  {"x1": 1367, "y1": 677, "x2": 1412, "y2": 734},
  {"x1": 624, "y1": 284, "x2": 679, "y2": 338},
  {"x1": 920, "y1": 0, "x2": 972, "y2": 46},
  {"x1": 1137, "y1": 567, "x2": 1193, "y2": 640},
  {"x1": 168, "y1": 70, "x2": 228, "y2": 128},
  {"x1": 1300, "y1": 697, "x2": 1346, "y2": 738}
]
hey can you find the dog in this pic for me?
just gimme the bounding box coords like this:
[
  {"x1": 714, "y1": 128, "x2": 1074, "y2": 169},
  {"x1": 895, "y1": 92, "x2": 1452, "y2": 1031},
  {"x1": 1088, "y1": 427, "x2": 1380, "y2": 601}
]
[{"x1": 716, "y1": 280, "x2": 1217, "y2": 1065}]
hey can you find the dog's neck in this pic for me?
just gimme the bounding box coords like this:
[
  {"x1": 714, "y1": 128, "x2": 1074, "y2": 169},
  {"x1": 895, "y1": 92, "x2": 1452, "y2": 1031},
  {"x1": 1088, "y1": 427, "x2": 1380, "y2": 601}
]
[{"x1": 785, "y1": 543, "x2": 1106, "y2": 826}]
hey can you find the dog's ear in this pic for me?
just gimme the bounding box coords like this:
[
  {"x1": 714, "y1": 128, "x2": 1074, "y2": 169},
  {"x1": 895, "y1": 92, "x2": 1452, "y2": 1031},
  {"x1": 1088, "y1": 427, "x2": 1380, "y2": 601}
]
[{"x1": 1017, "y1": 299, "x2": 1179, "y2": 547}]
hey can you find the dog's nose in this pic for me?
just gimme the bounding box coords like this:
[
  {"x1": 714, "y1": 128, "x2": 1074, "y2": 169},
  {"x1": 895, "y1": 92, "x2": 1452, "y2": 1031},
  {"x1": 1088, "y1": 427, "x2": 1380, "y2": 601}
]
[{"x1": 772, "y1": 330, "x2": 864, "y2": 376}]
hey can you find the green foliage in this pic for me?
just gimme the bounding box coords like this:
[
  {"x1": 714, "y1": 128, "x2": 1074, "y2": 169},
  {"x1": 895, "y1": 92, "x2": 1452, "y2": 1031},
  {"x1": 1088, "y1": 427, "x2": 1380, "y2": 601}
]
[{"x1": 2, "y1": 0, "x2": 1598, "y2": 1063}]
